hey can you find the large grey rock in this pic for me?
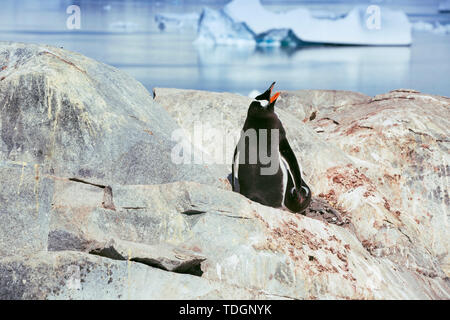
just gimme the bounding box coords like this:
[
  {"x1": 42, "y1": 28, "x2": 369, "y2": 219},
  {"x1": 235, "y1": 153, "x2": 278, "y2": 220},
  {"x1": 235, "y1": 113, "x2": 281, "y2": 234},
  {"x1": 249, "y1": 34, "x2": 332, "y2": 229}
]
[
  {"x1": 154, "y1": 87, "x2": 450, "y2": 283},
  {"x1": 0, "y1": 42, "x2": 227, "y2": 187},
  {"x1": 44, "y1": 177, "x2": 450, "y2": 299},
  {"x1": 0, "y1": 251, "x2": 270, "y2": 300},
  {"x1": 274, "y1": 89, "x2": 371, "y2": 123},
  {"x1": 0, "y1": 161, "x2": 54, "y2": 257}
]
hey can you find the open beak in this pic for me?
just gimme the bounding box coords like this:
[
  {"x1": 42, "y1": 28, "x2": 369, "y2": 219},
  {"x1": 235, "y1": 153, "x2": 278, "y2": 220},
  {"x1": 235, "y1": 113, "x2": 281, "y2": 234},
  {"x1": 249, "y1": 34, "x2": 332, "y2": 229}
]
[
  {"x1": 269, "y1": 82, "x2": 275, "y2": 92},
  {"x1": 270, "y1": 92, "x2": 280, "y2": 103},
  {"x1": 269, "y1": 82, "x2": 280, "y2": 103}
]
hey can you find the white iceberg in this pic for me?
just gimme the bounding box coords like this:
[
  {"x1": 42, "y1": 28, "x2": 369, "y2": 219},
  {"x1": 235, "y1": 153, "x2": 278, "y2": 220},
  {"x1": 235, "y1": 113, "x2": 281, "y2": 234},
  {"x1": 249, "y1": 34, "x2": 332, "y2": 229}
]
[
  {"x1": 256, "y1": 29, "x2": 301, "y2": 47},
  {"x1": 195, "y1": 7, "x2": 297, "y2": 47},
  {"x1": 194, "y1": 7, "x2": 255, "y2": 46},
  {"x1": 222, "y1": 0, "x2": 412, "y2": 46}
]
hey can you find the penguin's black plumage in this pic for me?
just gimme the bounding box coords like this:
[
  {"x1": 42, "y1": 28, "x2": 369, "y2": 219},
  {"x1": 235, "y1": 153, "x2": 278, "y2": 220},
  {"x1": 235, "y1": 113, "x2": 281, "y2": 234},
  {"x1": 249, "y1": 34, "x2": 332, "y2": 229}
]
[{"x1": 232, "y1": 82, "x2": 311, "y2": 213}]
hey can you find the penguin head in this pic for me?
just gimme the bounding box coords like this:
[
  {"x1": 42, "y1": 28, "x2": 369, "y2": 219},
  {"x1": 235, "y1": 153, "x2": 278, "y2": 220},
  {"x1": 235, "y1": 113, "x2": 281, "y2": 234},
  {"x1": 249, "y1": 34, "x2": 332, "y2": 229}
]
[{"x1": 248, "y1": 82, "x2": 281, "y2": 116}]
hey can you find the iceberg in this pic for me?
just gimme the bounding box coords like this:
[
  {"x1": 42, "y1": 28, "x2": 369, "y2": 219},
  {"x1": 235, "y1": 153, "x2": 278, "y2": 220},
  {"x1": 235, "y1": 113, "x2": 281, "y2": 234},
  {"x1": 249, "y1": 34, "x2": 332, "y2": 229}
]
[
  {"x1": 194, "y1": 8, "x2": 255, "y2": 46},
  {"x1": 154, "y1": 12, "x2": 199, "y2": 31},
  {"x1": 221, "y1": 0, "x2": 411, "y2": 46},
  {"x1": 411, "y1": 21, "x2": 435, "y2": 32},
  {"x1": 256, "y1": 29, "x2": 301, "y2": 47},
  {"x1": 434, "y1": 22, "x2": 450, "y2": 34},
  {"x1": 194, "y1": 8, "x2": 309, "y2": 48},
  {"x1": 412, "y1": 21, "x2": 450, "y2": 34}
]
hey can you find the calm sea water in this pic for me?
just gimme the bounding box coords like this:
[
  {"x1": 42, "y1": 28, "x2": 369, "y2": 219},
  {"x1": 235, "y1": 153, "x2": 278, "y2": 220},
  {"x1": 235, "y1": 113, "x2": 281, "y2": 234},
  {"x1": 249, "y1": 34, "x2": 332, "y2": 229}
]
[{"x1": 0, "y1": 0, "x2": 449, "y2": 97}]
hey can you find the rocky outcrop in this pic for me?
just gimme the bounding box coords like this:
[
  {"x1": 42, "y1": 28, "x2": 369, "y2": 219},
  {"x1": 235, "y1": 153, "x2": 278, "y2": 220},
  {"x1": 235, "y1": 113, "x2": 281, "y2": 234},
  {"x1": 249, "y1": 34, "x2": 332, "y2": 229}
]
[
  {"x1": 278, "y1": 89, "x2": 450, "y2": 277},
  {"x1": 3, "y1": 176, "x2": 448, "y2": 299},
  {"x1": 0, "y1": 42, "x2": 449, "y2": 299},
  {"x1": 0, "y1": 251, "x2": 269, "y2": 300},
  {"x1": 154, "y1": 87, "x2": 450, "y2": 288},
  {"x1": 0, "y1": 42, "x2": 227, "y2": 187}
]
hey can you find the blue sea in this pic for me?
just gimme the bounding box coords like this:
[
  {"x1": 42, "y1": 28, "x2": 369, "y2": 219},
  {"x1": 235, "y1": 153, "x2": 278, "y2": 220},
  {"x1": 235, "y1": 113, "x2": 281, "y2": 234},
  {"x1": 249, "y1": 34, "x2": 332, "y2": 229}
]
[{"x1": 0, "y1": 0, "x2": 449, "y2": 97}]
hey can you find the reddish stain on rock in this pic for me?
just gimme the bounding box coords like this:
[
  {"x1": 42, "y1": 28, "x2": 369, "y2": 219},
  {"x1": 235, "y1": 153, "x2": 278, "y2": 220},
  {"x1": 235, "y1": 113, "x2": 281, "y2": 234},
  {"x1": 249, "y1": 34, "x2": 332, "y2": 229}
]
[
  {"x1": 345, "y1": 123, "x2": 373, "y2": 136},
  {"x1": 318, "y1": 189, "x2": 337, "y2": 204},
  {"x1": 326, "y1": 166, "x2": 376, "y2": 199},
  {"x1": 382, "y1": 197, "x2": 392, "y2": 212}
]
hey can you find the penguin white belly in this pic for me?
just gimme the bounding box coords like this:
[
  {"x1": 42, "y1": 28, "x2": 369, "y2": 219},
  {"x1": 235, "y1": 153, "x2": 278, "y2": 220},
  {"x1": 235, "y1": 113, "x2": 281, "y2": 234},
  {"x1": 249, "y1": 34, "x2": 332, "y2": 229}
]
[
  {"x1": 280, "y1": 154, "x2": 290, "y2": 209},
  {"x1": 232, "y1": 149, "x2": 240, "y2": 192}
]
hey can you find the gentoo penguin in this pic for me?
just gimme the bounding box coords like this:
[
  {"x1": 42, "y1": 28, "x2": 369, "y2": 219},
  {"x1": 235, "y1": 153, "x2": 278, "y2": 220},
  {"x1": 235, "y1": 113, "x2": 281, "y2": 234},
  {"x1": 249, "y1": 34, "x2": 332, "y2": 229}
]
[{"x1": 232, "y1": 82, "x2": 311, "y2": 213}]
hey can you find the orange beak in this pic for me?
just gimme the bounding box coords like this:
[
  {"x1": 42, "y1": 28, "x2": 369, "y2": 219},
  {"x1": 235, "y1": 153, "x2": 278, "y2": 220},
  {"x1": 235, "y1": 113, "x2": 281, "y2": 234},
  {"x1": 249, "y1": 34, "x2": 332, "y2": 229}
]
[{"x1": 270, "y1": 92, "x2": 280, "y2": 103}]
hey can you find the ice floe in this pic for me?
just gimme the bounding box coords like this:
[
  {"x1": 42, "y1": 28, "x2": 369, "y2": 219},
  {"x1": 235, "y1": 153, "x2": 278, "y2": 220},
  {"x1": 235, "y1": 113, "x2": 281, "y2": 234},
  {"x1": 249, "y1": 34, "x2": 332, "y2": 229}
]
[{"x1": 412, "y1": 21, "x2": 450, "y2": 34}]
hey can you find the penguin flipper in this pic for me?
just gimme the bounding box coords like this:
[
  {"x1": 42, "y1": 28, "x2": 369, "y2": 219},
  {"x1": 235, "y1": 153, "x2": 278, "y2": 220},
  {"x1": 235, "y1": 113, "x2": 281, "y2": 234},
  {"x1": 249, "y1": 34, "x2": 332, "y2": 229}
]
[{"x1": 279, "y1": 127, "x2": 311, "y2": 212}]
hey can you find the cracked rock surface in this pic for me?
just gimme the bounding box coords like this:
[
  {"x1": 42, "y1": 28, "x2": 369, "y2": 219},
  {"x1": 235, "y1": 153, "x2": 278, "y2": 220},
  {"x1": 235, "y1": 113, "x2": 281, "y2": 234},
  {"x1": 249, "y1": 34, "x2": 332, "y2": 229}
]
[{"x1": 0, "y1": 42, "x2": 449, "y2": 299}]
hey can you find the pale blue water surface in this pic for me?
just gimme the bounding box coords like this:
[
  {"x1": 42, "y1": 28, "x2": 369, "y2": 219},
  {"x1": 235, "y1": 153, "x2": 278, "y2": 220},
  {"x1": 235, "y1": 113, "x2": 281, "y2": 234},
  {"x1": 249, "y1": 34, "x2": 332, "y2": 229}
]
[{"x1": 0, "y1": 0, "x2": 449, "y2": 97}]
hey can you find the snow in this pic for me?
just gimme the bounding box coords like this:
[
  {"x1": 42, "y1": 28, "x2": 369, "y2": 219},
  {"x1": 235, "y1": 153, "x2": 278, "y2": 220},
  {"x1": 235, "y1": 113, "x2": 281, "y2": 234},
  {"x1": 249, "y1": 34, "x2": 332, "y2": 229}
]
[{"x1": 223, "y1": 0, "x2": 412, "y2": 46}]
